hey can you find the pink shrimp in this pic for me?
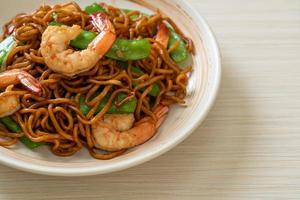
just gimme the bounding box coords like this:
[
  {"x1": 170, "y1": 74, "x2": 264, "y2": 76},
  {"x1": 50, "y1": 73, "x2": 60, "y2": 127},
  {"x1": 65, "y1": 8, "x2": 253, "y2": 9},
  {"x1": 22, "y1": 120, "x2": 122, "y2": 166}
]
[
  {"x1": 40, "y1": 13, "x2": 116, "y2": 77},
  {"x1": 152, "y1": 22, "x2": 169, "y2": 57},
  {"x1": 0, "y1": 69, "x2": 42, "y2": 117},
  {"x1": 92, "y1": 105, "x2": 169, "y2": 151},
  {"x1": 155, "y1": 23, "x2": 170, "y2": 48}
]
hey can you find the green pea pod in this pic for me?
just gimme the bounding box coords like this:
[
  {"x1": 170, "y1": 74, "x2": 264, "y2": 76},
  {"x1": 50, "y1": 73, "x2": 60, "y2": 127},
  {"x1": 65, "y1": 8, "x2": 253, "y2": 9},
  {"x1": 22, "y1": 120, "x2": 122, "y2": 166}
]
[
  {"x1": 85, "y1": 3, "x2": 106, "y2": 15},
  {"x1": 79, "y1": 96, "x2": 91, "y2": 116},
  {"x1": 66, "y1": 31, "x2": 151, "y2": 62},
  {"x1": 0, "y1": 116, "x2": 44, "y2": 149},
  {"x1": 117, "y1": 62, "x2": 160, "y2": 96},
  {"x1": 130, "y1": 65, "x2": 160, "y2": 96},
  {"x1": 19, "y1": 137, "x2": 44, "y2": 149},
  {"x1": 0, "y1": 35, "x2": 16, "y2": 69},
  {"x1": 117, "y1": 61, "x2": 143, "y2": 75},
  {"x1": 106, "y1": 39, "x2": 151, "y2": 61},
  {"x1": 48, "y1": 22, "x2": 97, "y2": 50},
  {"x1": 97, "y1": 93, "x2": 137, "y2": 114},
  {"x1": 70, "y1": 31, "x2": 97, "y2": 50},
  {"x1": 48, "y1": 21, "x2": 64, "y2": 26},
  {"x1": 147, "y1": 84, "x2": 160, "y2": 96},
  {"x1": 61, "y1": 28, "x2": 150, "y2": 61},
  {"x1": 131, "y1": 66, "x2": 144, "y2": 76},
  {"x1": 123, "y1": 8, "x2": 150, "y2": 21},
  {"x1": 123, "y1": 9, "x2": 140, "y2": 21},
  {"x1": 168, "y1": 29, "x2": 188, "y2": 63},
  {"x1": 80, "y1": 93, "x2": 137, "y2": 116},
  {"x1": 132, "y1": 81, "x2": 160, "y2": 97},
  {"x1": 0, "y1": 116, "x2": 21, "y2": 132}
]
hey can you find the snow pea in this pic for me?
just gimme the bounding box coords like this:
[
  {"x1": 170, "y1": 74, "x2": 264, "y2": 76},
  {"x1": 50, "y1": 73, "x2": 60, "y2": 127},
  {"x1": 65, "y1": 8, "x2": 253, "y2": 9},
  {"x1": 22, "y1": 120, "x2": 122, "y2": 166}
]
[
  {"x1": 117, "y1": 61, "x2": 160, "y2": 96},
  {"x1": 168, "y1": 29, "x2": 188, "y2": 63},
  {"x1": 0, "y1": 116, "x2": 44, "y2": 149},
  {"x1": 19, "y1": 137, "x2": 44, "y2": 150},
  {"x1": 83, "y1": 5, "x2": 188, "y2": 63},
  {"x1": 106, "y1": 39, "x2": 151, "y2": 61},
  {"x1": 80, "y1": 92, "x2": 137, "y2": 116},
  {"x1": 130, "y1": 67, "x2": 160, "y2": 96},
  {"x1": 123, "y1": 9, "x2": 141, "y2": 21},
  {"x1": 49, "y1": 21, "x2": 98, "y2": 50},
  {"x1": 49, "y1": 20, "x2": 151, "y2": 61},
  {"x1": 48, "y1": 21, "x2": 64, "y2": 26},
  {"x1": 0, "y1": 36, "x2": 16, "y2": 68},
  {"x1": 85, "y1": 3, "x2": 106, "y2": 15},
  {"x1": 79, "y1": 96, "x2": 91, "y2": 116},
  {"x1": 70, "y1": 31, "x2": 97, "y2": 50}
]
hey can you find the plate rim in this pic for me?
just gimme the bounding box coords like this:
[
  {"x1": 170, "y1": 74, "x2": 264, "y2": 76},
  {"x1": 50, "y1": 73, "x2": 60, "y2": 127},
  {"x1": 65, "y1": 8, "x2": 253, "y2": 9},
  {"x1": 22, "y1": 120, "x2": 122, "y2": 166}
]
[{"x1": 0, "y1": 0, "x2": 222, "y2": 176}]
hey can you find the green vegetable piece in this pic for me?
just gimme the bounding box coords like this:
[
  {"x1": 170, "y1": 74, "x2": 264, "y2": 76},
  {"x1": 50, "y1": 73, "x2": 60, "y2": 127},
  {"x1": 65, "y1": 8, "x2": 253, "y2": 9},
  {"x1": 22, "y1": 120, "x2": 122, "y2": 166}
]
[
  {"x1": 79, "y1": 95, "x2": 91, "y2": 116},
  {"x1": 130, "y1": 67, "x2": 160, "y2": 96},
  {"x1": 116, "y1": 61, "x2": 128, "y2": 69},
  {"x1": 117, "y1": 61, "x2": 144, "y2": 75},
  {"x1": 70, "y1": 31, "x2": 97, "y2": 50},
  {"x1": 0, "y1": 116, "x2": 44, "y2": 149},
  {"x1": 168, "y1": 29, "x2": 188, "y2": 63},
  {"x1": 96, "y1": 93, "x2": 137, "y2": 114},
  {"x1": 117, "y1": 62, "x2": 160, "y2": 96},
  {"x1": 48, "y1": 22, "x2": 97, "y2": 50},
  {"x1": 19, "y1": 136, "x2": 44, "y2": 149},
  {"x1": 80, "y1": 93, "x2": 137, "y2": 116},
  {"x1": 0, "y1": 35, "x2": 16, "y2": 66},
  {"x1": 67, "y1": 34, "x2": 151, "y2": 62},
  {"x1": 106, "y1": 39, "x2": 151, "y2": 61},
  {"x1": 123, "y1": 9, "x2": 140, "y2": 20},
  {"x1": 0, "y1": 116, "x2": 21, "y2": 132},
  {"x1": 131, "y1": 66, "x2": 144, "y2": 76},
  {"x1": 48, "y1": 21, "x2": 64, "y2": 26},
  {"x1": 123, "y1": 8, "x2": 150, "y2": 20},
  {"x1": 148, "y1": 84, "x2": 160, "y2": 96},
  {"x1": 132, "y1": 81, "x2": 160, "y2": 97},
  {"x1": 117, "y1": 61, "x2": 143, "y2": 76},
  {"x1": 85, "y1": 3, "x2": 106, "y2": 15}
]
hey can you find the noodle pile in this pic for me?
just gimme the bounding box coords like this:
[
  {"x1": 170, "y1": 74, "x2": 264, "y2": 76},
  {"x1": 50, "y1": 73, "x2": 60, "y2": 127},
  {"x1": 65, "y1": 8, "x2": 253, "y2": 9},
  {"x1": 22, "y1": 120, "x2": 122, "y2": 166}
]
[{"x1": 0, "y1": 2, "x2": 193, "y2": 159}]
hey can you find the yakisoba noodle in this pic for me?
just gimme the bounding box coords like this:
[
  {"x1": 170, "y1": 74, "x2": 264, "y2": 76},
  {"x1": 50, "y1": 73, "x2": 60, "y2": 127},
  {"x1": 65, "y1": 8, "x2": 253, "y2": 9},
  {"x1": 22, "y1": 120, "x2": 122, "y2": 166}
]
[{"x1": 0, "y1": 2, "x2": 193, "y2": 159}]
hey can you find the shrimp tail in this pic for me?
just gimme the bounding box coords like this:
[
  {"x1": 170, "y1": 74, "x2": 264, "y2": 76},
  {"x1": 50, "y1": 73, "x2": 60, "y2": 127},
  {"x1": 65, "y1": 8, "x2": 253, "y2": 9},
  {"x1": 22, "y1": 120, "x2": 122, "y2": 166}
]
[
  {"x1": 18, "y1": 73, "x2": 42, "y2": 96},
  {"x1": 0, "y1": 69, "x2": 42, "y2": 96},
  {"x1": 90, "y1": 13, "x2": 116, "y2": 55},
  {"x1": 156, "y1": 23, "x2": 170, "y2": 48},
  {"x1": 154, "y1": 105, "x2": 169, "y2": 128}
]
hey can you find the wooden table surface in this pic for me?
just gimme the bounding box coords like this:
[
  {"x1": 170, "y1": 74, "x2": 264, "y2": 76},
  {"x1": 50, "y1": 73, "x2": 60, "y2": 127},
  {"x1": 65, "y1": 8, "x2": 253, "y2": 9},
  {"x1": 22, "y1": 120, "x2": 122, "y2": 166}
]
[{"x1": 0, "y1": 0, "x2": 300, "y2": 199}]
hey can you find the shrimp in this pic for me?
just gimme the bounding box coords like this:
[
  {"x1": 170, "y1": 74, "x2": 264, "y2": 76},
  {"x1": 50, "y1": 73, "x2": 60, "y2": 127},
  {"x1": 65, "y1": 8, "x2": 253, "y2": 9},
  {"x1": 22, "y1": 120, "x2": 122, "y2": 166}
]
[
  {"x1": 0, "y1": 69, "x2": 42, "y2": 117},
  {"x1": 0, "y1": 92, "x2": 21, "y2": 117},
  {"x1": 40, "y1": 13, "x2": 116, "y2": 77},
  {"x1": 92, "y1": 105, "x2": 169, "y2": 151},
  {"x1": 155, "y1": 23, "x2": 170, "y2": 48},
  {"x1": 152, "y1": 23, "x2": 169, "y2": 57}
]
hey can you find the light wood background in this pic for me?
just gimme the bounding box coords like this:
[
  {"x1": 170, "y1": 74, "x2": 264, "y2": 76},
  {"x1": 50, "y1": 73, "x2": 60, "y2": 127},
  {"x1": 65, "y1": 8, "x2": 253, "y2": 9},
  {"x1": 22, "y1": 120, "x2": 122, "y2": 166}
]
[{"x1": 0, "y1": 0, "x2": 300, "y2": 199}]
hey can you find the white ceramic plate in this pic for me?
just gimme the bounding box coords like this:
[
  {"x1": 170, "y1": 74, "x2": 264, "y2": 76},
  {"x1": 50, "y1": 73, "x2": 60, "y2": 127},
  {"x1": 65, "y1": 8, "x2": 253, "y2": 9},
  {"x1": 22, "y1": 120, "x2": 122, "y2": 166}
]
[{"x1": 0, "y1": 0, "x2": 221, "y2": 176}]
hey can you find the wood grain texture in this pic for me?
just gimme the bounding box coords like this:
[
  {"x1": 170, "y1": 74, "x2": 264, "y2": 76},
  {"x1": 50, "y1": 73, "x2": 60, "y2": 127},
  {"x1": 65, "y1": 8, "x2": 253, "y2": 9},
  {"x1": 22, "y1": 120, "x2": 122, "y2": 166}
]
[{"x1": 0, "y1": 0, "x2": 300, "y2": 199}]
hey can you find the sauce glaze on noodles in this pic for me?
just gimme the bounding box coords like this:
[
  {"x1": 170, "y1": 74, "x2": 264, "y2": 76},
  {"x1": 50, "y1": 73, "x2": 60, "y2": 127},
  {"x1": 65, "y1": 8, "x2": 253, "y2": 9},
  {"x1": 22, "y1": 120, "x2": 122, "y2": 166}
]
[{"x1": 0, "y1": 2, "x2": 193, "y2": 159}]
